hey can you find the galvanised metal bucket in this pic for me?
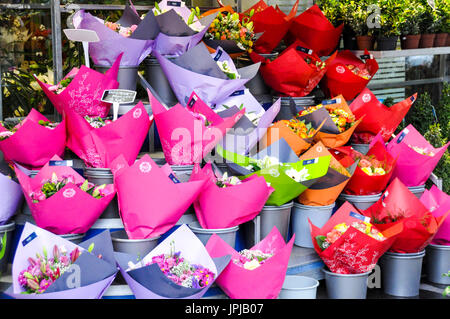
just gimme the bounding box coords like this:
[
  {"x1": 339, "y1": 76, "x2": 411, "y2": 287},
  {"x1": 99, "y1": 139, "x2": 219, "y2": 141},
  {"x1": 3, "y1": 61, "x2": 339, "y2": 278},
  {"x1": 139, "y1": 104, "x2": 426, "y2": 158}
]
[
  {"x1": 94, "y1": 64, "x2": 139, "y2": 91},
  {"x1": 273, "y1": 96, "x2": 316, "y2": 121},
  {"x1": 278, "y1": 275, "x2": 320, "y2": 299},
  {"x1": 425, "y1": 244, "x2": 450, "y2": 285},
  {"x1": 408, "y1": 185, "x2": 426, "y2": 199},
  {"x1": 337, "y1": 193, "x2": 382, "y2": 211},
  {"x1": 323, "y1": 269, "x2": 370, "y2": 299},
  {"x1": 110, "y1": 229, "x2": 160, "y2": 258},
  {"x1": 84, "y1": 168, "x2": 119, "y2": 219},
  {"x1": 259, "y1": 201, "x2": 294, "y2": 242},
  {"x1": 188, "y1": 221, "x2": 239, "y2": 249},
  {"x1": 143, "y1": 56, "x2": 178, "y2": 107}
]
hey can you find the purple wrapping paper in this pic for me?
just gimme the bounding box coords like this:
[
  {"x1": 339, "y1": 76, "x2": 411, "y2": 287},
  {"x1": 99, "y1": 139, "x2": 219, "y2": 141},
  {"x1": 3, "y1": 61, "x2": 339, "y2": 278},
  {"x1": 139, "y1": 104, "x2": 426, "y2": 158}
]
[
  {"x1": 0, "y1": 172, "x2": 23, "y2": 225},
  {"x1": 6, "y1": 223, "x2": 118, "y2": 299},
  {"x1": 73, "y1": 9, "x2": 154, "y2": 66},
  {"x1": 114, "y1": 224, "x2": 230, "y2": 299},
  {"x1": 155, "y1": 43, "x2": 260, "y2": 106}
]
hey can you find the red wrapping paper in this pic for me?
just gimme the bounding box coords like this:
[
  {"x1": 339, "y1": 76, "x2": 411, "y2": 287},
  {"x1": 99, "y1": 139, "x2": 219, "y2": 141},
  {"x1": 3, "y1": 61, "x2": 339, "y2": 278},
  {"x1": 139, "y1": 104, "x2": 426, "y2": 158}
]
[
  {"x1": 361, "y1": 178, "x2": 449, "y2": 253},
  {"x1": 320, "y1": 49, "x2": 379, "y2": 101}
]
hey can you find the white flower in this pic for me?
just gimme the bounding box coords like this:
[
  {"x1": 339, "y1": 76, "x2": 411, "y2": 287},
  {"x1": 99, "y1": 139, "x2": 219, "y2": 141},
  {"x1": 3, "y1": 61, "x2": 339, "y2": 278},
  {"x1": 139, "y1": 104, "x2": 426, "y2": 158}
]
[
  {"x1": 259, "y1": 156, "x2": 280, "y2": 169},
  {"x1": 285, "y1": 167, "x2": 310, "y2": 182},
  {"x1": 243, "y1": 259, "x2": 261, "y2": 270},
  {"x1": 246, "y1": 111, "x2": 264, "y2": 125}
]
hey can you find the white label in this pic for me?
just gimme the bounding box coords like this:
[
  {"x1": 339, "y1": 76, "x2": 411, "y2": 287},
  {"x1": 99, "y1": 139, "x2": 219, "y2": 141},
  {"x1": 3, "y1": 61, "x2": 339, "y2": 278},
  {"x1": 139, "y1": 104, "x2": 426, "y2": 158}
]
[
  {"x1": 63, "y1": 29, "x2": 99, "y2": 42},
  {"x1": 336, "y1": 66, "x2": 346, "y2": 74},
  {"x1": 139, "y1": 162, "x2": 152, "y2": 173},
  {"x1": 63, "y1": 188, "x2": 76, "y2": 198},
  {"x1": 362, "y1": 94, "x2": 371, "y2": 103},
  {"x1": 133, "y1": 108, "x2": 142, "y2": 119}
]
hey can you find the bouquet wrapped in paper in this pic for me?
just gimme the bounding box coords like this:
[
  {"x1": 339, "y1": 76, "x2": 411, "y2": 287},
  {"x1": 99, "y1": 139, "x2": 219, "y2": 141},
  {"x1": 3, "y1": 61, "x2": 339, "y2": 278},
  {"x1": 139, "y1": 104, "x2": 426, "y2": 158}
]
[
  {"x1": 73, "y1": 8, "x2": 155, "y2": 66},
  {"x1": 189, "y1": 162, "x2": 273, "y2": 229},
  {"x1": 361, "y1": 178, "x2": 449, "y2": 253},
  {"x1": 420, "y1": 185, "x2": 450, "y2": 246},
  {"x1": 34, "y1": 54, "x2": 121, "y2": 118},
  {"x1": 320, "y1": 50, "x2": 379, "y2": 101},
  {"x1": 110, "y1": 154, "x2": 206, "y2": 239},
  {"x1": 5, "y1": 223, "x2": 118, "y2": 299},
  {"x1": 0, "y1": 166, "x2": 23, "y2": 225},
  {"x1": 154, "y1": 42, "x2": 260, "y2": 106},
  {"x1": 0, "y1": 109, "x2": 66, "y2": 169},
  {"x1": 15, "y1": 155, "x2": 115, "y2": 235},
  {"x1": 386, "y1": 124, "x2": 450, "y2": 187},
  {"x1": 249, "y1": 41, "x2": 337, "y2": 97},
  {"x1": 149, "y1": 90, "x2": 245, "y2": 165},
  {"x1": 286, "y1": 4, "x2": 343, "y2": 57},
  {"x1": 215, "y1": 90, "x2": 281, "y2": 155},
  {"x1": 216, "y1": 138, "x2": 331, "y2": 206},
  {"x1": 244, "y1": 0, "x2": 299, "y2": 54},
  {"x1": 298, "y1": 142, "x2": 356, "y2": 206},
  {"x1": 65, "y1": 101, "x2": 152, "y2": 168},
  {"x1": 296, "y1": 96, "x2": 362, "y2": 148},
  {"x1": 114, "y1": 224, "x2": 231, "y2": 299},
  {"x1": 341, "y1": 135, "x2": 396, "y2": 195},
  {"x1": 205, "y1": 226, "x2": 294, "y2": 299},
  {"x1": 350, "y1": 88, "x2": 417, "y2": 144},
  {"x1": 310, "y1": 202, "x2": 402, "y2": 274},
  {"x1": 260, "y1": 113, "x2": 325, "y2": 156}
]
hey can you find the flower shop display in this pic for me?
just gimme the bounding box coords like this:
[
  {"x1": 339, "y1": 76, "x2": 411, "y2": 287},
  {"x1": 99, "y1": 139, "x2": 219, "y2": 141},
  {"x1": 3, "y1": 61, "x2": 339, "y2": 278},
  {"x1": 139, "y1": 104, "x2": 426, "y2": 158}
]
[
  {"x1": 154, "y1": 43, "x2": 260, "y2": 106},
  {"x1": 320, "y1": 49, "x2": 379, "y2": 101},
  {"x1": 5, "y1": 223, "x2": 118, "y2": 299},
  {"x1": 297, "y1": 142, "x2": 356, "y2": 206},
  {"x1": 386, "y1": 124, "x2": 450, "y2": 187},
  {"x1": 286, "y1": 4, "x2": 344, "y2": 57},
  {"x1": 109, "y1": 154, "x2": 205, "y2": 240},
  {"x1": 188, "y1": 162, "x2": 273, "y2": 229},
  {"x1": 15, "y1": 156, "x2": 116, "y2": 235},
  {"x1": 362, "y1": 178, "x2": 449, "y2": 253},
  {"x1": 296, "y1": 96, "x2": 362, "y2": 148},
  {"x1": 350, "y1": 88, "x2": 417, "y2": 144},
  {"x1": 205, "y1": 226, "x2": 294, "y2": 299},
  {"x1": 310, "y1": 201, "x2": 402, "y2": 274},
  {"x1": 0, "y1": 109, "x2": 66, "y2": 169},
  {"x1": 216, "y1": 138, "x2": 331, "y2": 206},
  {"x1": 65, "y1": 101, "x2": 152, "y2": 168},
  {"x1": 249, "y1": 40, "x2": 337, "y2": 98},
  {"x1": 149, "y1": 90, "x2": 244, "y2": 165},
  {"x1": 0, "y1": 168, "x2": 23, "y2": 225},
  {"x1": 73, "y1": 8, "x2": 154, "y2": 67},
  {"x1": 35, "y1": 53, "x2": 122, "y2": 118},
  {"x1": 114, "y1": 224, "x2": 230, "y2": 299}
]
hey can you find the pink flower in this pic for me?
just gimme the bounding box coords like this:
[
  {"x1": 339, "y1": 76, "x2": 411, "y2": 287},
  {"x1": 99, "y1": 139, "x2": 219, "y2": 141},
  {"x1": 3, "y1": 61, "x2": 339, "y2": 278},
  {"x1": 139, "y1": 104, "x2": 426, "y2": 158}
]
[
  {"x1": 39, "y1": 278, "x2": 53, "y2": 292},
  {"x1": 130, "y1": 24, "x2": 138, "y2": 32},
  {"x1": 60, "y1": 255, "x2": 70, "y2": 266}
]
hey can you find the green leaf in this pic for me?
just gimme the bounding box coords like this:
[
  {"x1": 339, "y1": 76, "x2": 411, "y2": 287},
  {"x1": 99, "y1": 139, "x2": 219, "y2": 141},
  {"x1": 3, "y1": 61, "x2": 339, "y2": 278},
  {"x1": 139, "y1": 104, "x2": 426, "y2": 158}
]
[
  {"x1": 315, "y1": 235, "x2": 327, "y2": 250},
  {"x1": 87, "y1": 243, "x2": 95, "y2": 253}
]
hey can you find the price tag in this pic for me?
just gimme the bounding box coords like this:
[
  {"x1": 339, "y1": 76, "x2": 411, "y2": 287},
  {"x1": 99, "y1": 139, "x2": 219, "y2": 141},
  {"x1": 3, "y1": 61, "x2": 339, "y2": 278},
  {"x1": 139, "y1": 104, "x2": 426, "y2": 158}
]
[
  {"x1": 101, "y1": 89, "x2": 137, "y2": 121},
  {"x1": 167, "y1": 1, "x2": 182, "y2": 6},
  {"x1": 213, "y1": 49, "x2": 223, "y2": 61},
  {"x1": 350, "y1": 211, "x2": 371, "y2": 223},
  {"x1": 22, "y1": 232, "x2": 37, "y2": 247},
  {"x1": 296, "y1": 46, "x2": 313, "y2": 55},
  {"x1": 302, "y1": 158, "x2": 318, "y2": 166},
  {"x1": 63, "y1": 29, "x2": 99, "y2": 68},
  {"x1": 49, "y1": 160, "x2": 74, "y2": 167},
  {"x1": 168, "y1": 173, "x2": 181, "y2": 183},
  {"x1": 230, "y1": 90, "x2": 245, "y2": 97},
  {"x1": 360, "y1": 54, "x2": 374, "y2": 60},
  {"x1": 321, "y1": 98, "x2": 341, "y2": 105},
  {"x1": 187, "y1": 94, "x2": 198, "y2": 108},
  {"x1": 396, "y1": 128, "x2": 409, "y2": 143}
]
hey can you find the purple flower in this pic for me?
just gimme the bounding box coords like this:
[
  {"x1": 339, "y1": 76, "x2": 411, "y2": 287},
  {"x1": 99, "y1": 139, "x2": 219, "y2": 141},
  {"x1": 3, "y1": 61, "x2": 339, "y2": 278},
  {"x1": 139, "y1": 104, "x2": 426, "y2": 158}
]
[{"x1": 39, "y1": 278, "x2": 53, "y2": 292}]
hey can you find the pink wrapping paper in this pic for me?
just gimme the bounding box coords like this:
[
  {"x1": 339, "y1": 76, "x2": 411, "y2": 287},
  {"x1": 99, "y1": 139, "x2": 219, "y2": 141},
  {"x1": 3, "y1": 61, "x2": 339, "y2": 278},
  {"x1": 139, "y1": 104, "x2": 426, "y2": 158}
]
[
  {"x1": 189, "y1": 162, "x2": 273, "y2": 229},
  {"x1": 205, "y1": 227, "x2": 295, "y2": 299},
  {"x1": 421, "y1": 185, "x2": 450, "y2": 245},
  {"x1": 0, "y1": 109, "x2": 66, "y2": 169},
  {"x1": 65, "y1": 101, "x2": 152, "y2": 168},
  {"x1": 150, "y1": 90, "x2": 245, "y2": 165},
  {"x1": 35, "y1": 54, "x2": 121, "y2": 118},
  {"x1": 14, "y1": 156, "x2": 115, "y2": 234},
  {"x1": 387, "y1": 124, "x2": 450, "y2": 187},
  {"x1": 110, "y1": 154, "x2": 206, "y2": 239}
]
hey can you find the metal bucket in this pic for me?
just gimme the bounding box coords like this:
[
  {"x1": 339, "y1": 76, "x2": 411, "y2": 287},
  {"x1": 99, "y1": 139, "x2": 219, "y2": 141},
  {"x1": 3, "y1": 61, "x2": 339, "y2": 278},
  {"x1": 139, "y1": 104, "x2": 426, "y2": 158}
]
[
  {"x1": 84, "y1": 168, "x2": 119, "y2": 219},
  {"x1": 278, "y1": 275, "x2": 320, "y2": 299},
  {"x1": 408, "y1": 185, "x2": 426, "y2": 199},
  {"x1": 425, "y1": 244, "x2": 450, "y2": 285},
  {"x1": 338, "y1": 193, "x2": 382, "y2": 211},
  {"x1": 379, "y1": 250, "x2": 426, "y2": 297},
  {"x1": 323, "y1": 269, "x2": 370, "y2": 299},
  {"x1": 94, "y1": 64, "x2": 139, "y2": 91},
  {"x1": 21, "y1": 170, "x2": 39, "y2": 216},
  {"x1": 0, "y1": 221, "x2": 15, "y2": 275},
  {"x1": 351, "y1": 144, "x2": 370, "y2": 155},
  {"x1": 244, "y1": 52, "x2": 278, "y2": 96},
  {"x1": 170, "y1": 165, "x2": 194, "y2": 183},
  {"x1": 291, "y1": 202, "x2": 335, "y2": 248},
  {"x1": 188, "y1": 221, "x2": 239, "y2": 248},
  {"x1": 60, "y1": 233, "x2": 85, "y2": 244},
  {"x1": 259, "y1": 201, "x2": 294, "y2": 242},
  {"x1": 110, "y1": 229, "x2": 160, "y2": 258},
  {"x1": 273, "y1": 96, "x2": 316, "y2": 121},
  {"x1": 143, "y1": 56, "x2": 178, "y2": 107}
]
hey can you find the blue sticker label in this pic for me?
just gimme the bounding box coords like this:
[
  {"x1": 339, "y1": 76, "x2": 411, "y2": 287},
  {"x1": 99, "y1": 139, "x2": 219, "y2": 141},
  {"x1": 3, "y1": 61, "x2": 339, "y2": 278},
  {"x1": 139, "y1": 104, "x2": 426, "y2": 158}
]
[
  {"x1": 302, "y1": 158, "x2": 318, "y2": 166},
  {"x1": 167, "y1": 1, "x2": 182, "y2": 6},
  {"x1": 213, "y1": 50, "x2": 223, "y2": 61},
  {"x1": 296, "y1": 46, "x2": 312, "y2": 54},
  {"x1": 350, "y1": 211, "x2": 369, "y2": 222},
  {"x1": 231, "y1": 90, "x2": 245, "y2": 97},
  {"x1": 169, "y1": 173, "x2": 181, "y2": 184},
  {"x1": 360, "y1": 54, "x2": 372, "y2": 60},
  {"x1": 321, "y1": 99, "x2": 340, "y2": 105},
  {"x1": 397, "y1": 132, "x2": 406, "y2": 143},
  {"x1": 410, "y1": 95, "x2": 415, "y2": 102},
  {"x1": 22, "y1": 232, "x2": 37, "y2": 247},
  {"x1": 49, "y1": 160, "x2": 73, "y2": 167},
  {"x1": 188, "y1": 96, "x2": 197, "y2": 107}
]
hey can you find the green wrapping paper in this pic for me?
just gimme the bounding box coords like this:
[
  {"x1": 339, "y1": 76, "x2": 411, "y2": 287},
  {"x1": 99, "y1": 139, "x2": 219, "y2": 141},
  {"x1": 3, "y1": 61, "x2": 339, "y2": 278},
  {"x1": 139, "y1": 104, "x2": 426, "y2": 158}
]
[{"x1": 215, "y1": 138, "x2": 331, "y2": 206}]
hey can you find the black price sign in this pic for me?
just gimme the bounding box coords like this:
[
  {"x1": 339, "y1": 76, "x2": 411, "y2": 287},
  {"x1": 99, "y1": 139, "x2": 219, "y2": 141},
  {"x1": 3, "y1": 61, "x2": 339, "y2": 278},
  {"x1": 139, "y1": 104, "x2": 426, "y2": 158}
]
[
  {"x1": 167, "y1": 1, "x2": 182, "y2": 6},
  {"x1": 101, "y1": 89, "x2": 137, "y2": 105}
]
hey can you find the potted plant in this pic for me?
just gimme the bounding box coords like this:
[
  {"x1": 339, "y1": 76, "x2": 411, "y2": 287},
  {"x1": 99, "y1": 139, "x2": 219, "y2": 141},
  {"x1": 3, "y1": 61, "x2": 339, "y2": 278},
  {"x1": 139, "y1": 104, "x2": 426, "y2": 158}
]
[
  {"x1": 376, "y1": 5, "x2": 401, "y2": 50},
  {"x1": 318, "y1": 0, "x2": 347, "y2": 49},
  {"x1": 398, "y1": 1, "x2": 423, "y2": 49},
  {"x1": 418, "y1": 0, "x2": 439, "y2": 48},
  {"x1": 345, "y1": 2, "x2": 375, "y2": 50},
  {"x1": 433, "y1": 0, "x2": 449, "y2": 47}
]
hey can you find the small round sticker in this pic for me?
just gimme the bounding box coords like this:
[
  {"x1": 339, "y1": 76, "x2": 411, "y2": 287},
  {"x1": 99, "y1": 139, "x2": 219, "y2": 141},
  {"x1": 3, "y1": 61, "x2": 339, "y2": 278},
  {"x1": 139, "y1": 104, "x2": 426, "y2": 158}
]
[
  {"x1": 362, "y1": 94, "x2": 371, "y2": 103},
  {"x1": 316, "y1": 146, "x2": 323, "y2": 153},
  {"x1": 133, "y1": 108, "x2": 142, "y2": 119},
  {"x1": 336, "y1": 66, "x2": 346, "y2": 74},
  {"x1": 269, "y1": 168, "x2": 280, "y2": 178},
  {"x1": 139, "y1": 161, "x2": 152, "y2": 173},
  {"x1": 63, "y1": 188, "x2": 76, "y2": 198}
]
